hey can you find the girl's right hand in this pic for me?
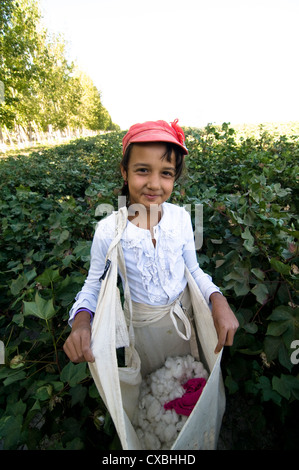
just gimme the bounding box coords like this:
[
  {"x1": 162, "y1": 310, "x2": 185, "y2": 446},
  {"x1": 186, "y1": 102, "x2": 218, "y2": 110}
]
[{"x1": 63, "y1": 311, "x2": 95, "y2": 363}]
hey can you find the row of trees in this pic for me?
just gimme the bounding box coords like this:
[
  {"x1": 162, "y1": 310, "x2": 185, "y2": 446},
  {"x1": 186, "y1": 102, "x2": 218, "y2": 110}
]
[{"x1": 0, "y1": 0, "x2": 118, "y2": 145}]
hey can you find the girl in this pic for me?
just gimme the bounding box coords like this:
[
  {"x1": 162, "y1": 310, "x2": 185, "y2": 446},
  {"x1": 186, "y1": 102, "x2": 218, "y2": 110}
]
[{"x1": 63, "y1": 119, "x2": 239, "y2": 367}]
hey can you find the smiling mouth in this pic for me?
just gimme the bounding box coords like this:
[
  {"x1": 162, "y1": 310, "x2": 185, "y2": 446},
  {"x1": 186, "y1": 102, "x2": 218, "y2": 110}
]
[{"x1": 144, "y1": 194, "x2": 160, "y2": 199}]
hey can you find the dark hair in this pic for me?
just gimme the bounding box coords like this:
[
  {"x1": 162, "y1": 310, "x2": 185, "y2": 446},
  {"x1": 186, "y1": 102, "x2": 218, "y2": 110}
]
[{"x1": 120, "y1": 142, "x2": 185, "y2": 198}]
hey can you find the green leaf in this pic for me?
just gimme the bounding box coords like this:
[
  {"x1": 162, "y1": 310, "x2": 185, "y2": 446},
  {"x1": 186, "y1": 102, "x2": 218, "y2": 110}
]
[
  {"x1": 60, "y1": 362, "x2": 89, "y2": 387},
  {"x1": 224, "y1": 374, "x2": 239, "y2": 394},
  {"x1": 234, "y1": 282, "x2": 251, "y2": 296},
  {"x1": 241, "y1": 227, "x2": 256, "y2": 253},
  {"x1": 278, "y1": 345, "x2": 293, "y2": 371},
  {"x1": 279, "y1": 374, "x2": 299, "y2": 400},
  {"x1": 69, "y1": 384, "x2": 87, "y2": 406},
  {"x1": 36, "y1": 384, "x2": 53, "y2": 401},
  {"x1": 263, "y1": 336, "x2": 293, "y2": 371},
  {"x1": 256, "y1": 376, "x2": 281, "y2": 405},
  {"x1": 10, "y1": 274, "x2": 28, "y2": 296},
  {"x1": 0, "y1": 414, "x2": 23, "y2": 449},
  {"x1": 64, "y1": 437, "x2": 84, "y2": 450},
  {"x1": 58, "y1": 229, "x2": 70, "y2": 245},
  {"x1": 271, "y1": 374, "x2": 298, "y2": 401},
  {"x1": 243, "y1": 322, "x2": 258, "y2": 334},
  {"x1": 268, "y1": 305, "x2": 296, "y2": 322},
  {"x1": 251, "y1": 283, "x2": 269, "y2": 304},
  {"x1": 272, "y1": 375, "x2": 290, "y2": 400},
  {"x1": 266, "y1": 321, "x2": 289, "y2": 336},
  {"x1": 264, "y1": 336, "x2": 282, "y2": 361},
  {"x1": 3, "y1": 370, "x2": 26, "y2": 386},
  {"x1": 35, "y1": 267, "x2": 61, "y2": 287},
  {"x1": 73, "y1": 241, "x2": 92, "y2": 261},
  {"x1": 6, "y1": 399, "x2": 26, "y2": 417},
  {"x1": 23, "y1": 292, "x2": 56, "y2": 320},
  {"x1": 251, "y1": 268, "x2": 265, "y2": 281},
  {"x1": 270, "y1": 258, "x2": 291, "y2": 275},
  {"x1": 267, "y1": 306, "x2": 299, "y2": 342}
]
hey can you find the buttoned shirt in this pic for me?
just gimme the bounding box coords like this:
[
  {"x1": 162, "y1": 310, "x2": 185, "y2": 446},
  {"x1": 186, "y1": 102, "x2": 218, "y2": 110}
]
[{"x1": 68, "y1": 202, "x2": 221, "y2": 324}]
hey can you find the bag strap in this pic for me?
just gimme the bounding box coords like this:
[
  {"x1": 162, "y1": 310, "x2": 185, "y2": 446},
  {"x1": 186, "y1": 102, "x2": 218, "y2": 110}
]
[
  {"x1": 106, "y1": 206, "x2": 128, "y2": 258},
  {"x1": 106, "y1": 207, "x2": 135, "y2": 346},
  {"x1": 169, "y1": 295, "x2": 192, "y2": 341},
  {"x1": 117, "y1": 242, "x2": 135, "y2": 346}
]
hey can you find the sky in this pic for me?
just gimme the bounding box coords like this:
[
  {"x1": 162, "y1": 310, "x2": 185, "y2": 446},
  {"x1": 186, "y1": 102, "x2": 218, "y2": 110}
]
[{"x1": 39, "y1": 0, "x2": 299, "y2": 130}]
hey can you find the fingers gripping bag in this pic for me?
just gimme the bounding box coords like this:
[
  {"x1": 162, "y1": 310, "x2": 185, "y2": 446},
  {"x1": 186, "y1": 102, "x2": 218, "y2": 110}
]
[{"x1": 88, "y1": 207, "x2": 226, "y2": 450}]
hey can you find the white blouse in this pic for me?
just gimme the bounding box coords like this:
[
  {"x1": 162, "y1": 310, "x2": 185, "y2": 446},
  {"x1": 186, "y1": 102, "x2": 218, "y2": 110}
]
[{"x1": 68, "y1": 202, "x2": 221, "y2": 325}]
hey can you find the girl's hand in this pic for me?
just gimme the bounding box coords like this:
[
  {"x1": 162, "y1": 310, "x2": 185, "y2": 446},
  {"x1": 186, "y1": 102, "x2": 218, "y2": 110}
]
[
  {"x1": 63, "y1": 311, "x2": 95, "y2": 363},
  {"x1": 209, "y1": 292, "x2": 239, "y2": 353}
]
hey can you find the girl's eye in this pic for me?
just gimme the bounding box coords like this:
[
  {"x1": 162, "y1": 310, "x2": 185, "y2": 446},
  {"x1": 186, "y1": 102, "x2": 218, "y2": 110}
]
[{"x1": 163, "y1": 171, "x2": 175, "y2": 177}]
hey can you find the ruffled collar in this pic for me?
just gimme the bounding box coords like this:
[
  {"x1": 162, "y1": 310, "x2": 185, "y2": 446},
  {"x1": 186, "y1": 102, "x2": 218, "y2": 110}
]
[{"x1": 123, "y1": 202, "x2": 175, "y2": 236}]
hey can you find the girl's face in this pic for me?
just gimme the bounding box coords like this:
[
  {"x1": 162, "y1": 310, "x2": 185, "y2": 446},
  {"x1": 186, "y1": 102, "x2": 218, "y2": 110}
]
[{"x1": 121, "y1": 143, "x2": 176, "y2": 211}]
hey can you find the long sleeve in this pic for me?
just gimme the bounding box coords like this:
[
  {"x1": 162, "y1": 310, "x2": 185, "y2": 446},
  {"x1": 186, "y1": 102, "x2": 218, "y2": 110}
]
[
  {"x1": 182, "y1": 210, "x2": 221, "y2": 304},
  {"x1": 68, "y1": 221, "x2": 110, "y2": 326}
]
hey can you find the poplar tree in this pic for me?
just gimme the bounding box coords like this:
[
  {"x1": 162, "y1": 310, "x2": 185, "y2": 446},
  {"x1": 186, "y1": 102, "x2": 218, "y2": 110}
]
[{"x1": 0, "y1": 0, "x2": 116, "y2": 139}]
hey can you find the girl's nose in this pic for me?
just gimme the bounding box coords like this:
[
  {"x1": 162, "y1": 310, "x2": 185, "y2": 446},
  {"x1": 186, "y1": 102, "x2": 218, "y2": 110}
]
[{"x1": 147, "y1": 173, "x2": 161, "y2": 190}]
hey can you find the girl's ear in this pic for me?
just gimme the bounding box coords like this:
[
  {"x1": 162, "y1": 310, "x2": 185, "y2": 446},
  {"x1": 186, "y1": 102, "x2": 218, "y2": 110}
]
[{"x1": 120, "y1": 165, "x2": 127, "y2": 182}]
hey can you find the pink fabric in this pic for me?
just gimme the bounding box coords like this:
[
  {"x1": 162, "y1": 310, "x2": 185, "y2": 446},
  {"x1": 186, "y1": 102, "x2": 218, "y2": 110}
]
[
  {"x1": 164, "y1": 378, "x2": 207, "y2": 416},
  {"x1": 122, "y1": 119, "x2": 188, "y2": 156}
]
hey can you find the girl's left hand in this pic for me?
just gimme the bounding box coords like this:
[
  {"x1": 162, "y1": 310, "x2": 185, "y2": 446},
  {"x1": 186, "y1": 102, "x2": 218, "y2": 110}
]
[{"x1": 209, "y1": 292, "x2": 239, "y2": 353}]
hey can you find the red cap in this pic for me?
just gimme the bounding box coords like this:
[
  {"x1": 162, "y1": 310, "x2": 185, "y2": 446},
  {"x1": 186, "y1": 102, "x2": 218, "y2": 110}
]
[{"x1": 122, "y1": 119, "x2": 188, "y2": 156}]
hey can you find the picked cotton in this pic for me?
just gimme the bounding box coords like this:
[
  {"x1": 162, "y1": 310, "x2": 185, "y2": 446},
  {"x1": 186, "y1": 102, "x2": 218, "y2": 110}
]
[{"x1": 133, "y1": 355, "x2": 208, "y2": 450}]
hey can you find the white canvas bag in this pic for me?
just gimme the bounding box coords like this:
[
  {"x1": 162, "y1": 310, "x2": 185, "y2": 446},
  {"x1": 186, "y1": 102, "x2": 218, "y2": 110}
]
[{"x1": 89, "y1": 207, "x2": 226, "y2": 450}]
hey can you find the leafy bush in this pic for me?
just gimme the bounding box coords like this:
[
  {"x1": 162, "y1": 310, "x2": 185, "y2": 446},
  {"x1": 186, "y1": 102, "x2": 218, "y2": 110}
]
[
  {"x1": 0, "y1": 123, "x2": 298, "y2": 449},
  {"x1": 180, "y1": 123, "x2": 299, "y2": 449}
]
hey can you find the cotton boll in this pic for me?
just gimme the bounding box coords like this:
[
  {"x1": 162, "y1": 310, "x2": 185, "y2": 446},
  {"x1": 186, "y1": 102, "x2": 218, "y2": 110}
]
[
  {"x1": 171, "y1": 409, "x2": 179, "y2": 424},
  {"x1": 154, "y1": 421, "x2": 166, "y2": 441},
  {"x1": 168, "y1": 389, "x2": 180, "y2": 401},
  {"x1": 144, "y1": 393, "x2": 156, "y2": 408},
  {"x1": 165, "y1": 357, "x2": 175, "y2": 369},
  {"x1": 172, "y1": 363, "x2": 184, "y2": 380},
  {"x1": 157, "y1": 394, "x2": 166, "y2": 406},
  {"x1": 149, "y1": 381, "x2": 158, "y2": 397},
  {"x1": 193, "y1": 361, "x2": 209, "y2": 380},
  {"x1": 183, "y1": 358, "x2": 189, "y2": 371},
  {"x1": 144, "y1": 431, "x2": 161, "y2": 450},
  {"x1": 193, "y1": 361, "x2": 206, "y2": 378},
  {"x1": 136, "y1": 427, "x2": 144, "y2": 440},
  {"x1": 175, "y1": 420, "x2": 184, "y2": 432},
  {"x1": 139, "y1": 385, "x2": 150, "y2": 403},
  {"x1": 156, "y1": 368, "x2": 166, "y2": 380},
  {"x1": 156, "y1": 383, "x2": 165, "y2": 395},
  {"x1": 137, "y1": 411, "x2": 150, "y2": 430},
  {"x1": 153, "y1": 406, "x2": 164, "y2": 422},
  {"x1": 162, "y1": 410, "x2": 175, "y2": 425},
  {"x1": 164, "y1": 368, "x2": 173, "y2": 380},
  {"x1": 162, "y1": 409, "x2": 178, "y2": 426},
  {"x1": 147, "y1": 397, "x2": 161, "y2": 421},
  {"x1": 177, "y1": 382, "x2": 185, "y2": 394},
  {"x1": 164, "y1": 423, "x2": 177, "y2": 443},
  {"x1": 176, "y1": 415, "x2": 188, "y2": 432}
]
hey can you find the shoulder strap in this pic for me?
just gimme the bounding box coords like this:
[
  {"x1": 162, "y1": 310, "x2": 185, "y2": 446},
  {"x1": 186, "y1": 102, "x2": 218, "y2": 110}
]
[
  {"x1": 105, "y1": 206, "x2": 128, "y2": 258},
  {"x1": 106, "y1": 206, "x2": 135, "y2": 346}
]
